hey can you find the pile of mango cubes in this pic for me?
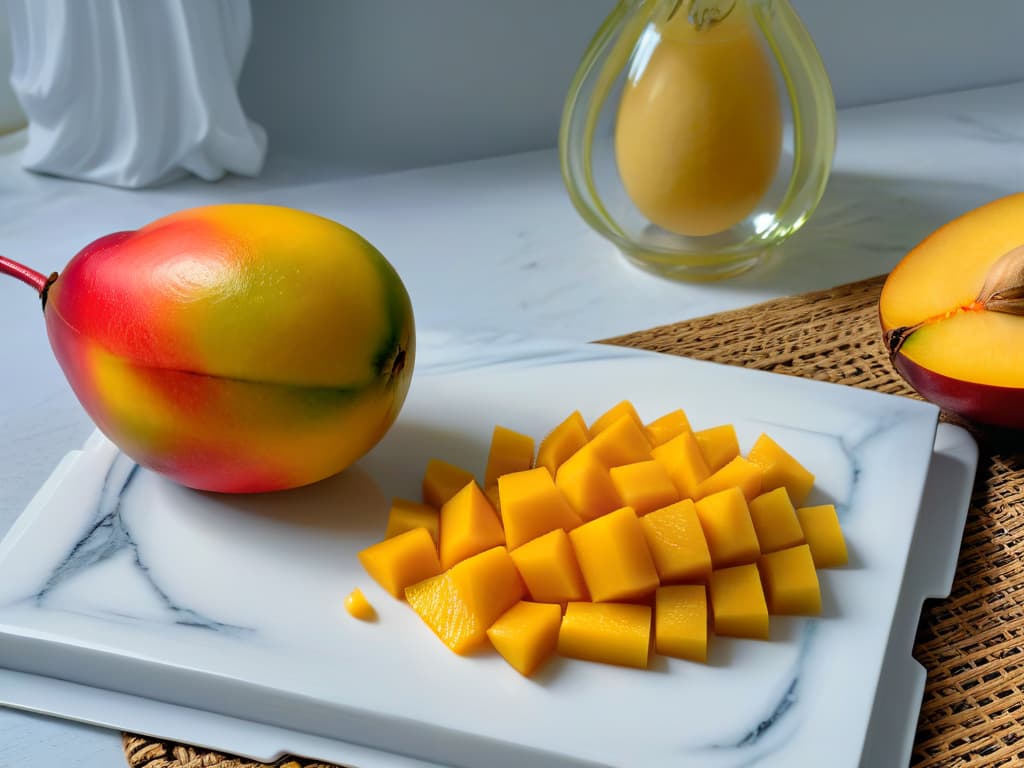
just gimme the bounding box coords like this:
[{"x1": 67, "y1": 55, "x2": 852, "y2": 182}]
[{"x1": 358, "y1": 401, "x2": 847, "y2": 677}]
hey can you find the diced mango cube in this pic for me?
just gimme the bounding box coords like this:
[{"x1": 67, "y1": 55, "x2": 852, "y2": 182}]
[
  {"x1": 696, "y1": 456, "x2": 763, "y2": 502},
  {"x1": 748, "y1": 434, "x2": 816, "y2": 506},
  {"x1": 558, "y1": 602, "x2": 651, "y2": 669},
  {"x1": 639, "y1": 499, "x2": 712, "y2": 583},
  {"x1": 587, "y1": 415, "x2": 653, "y2": 468},
  {"x1": 536, "y1": 411, "x2": 590, "y2": 476},
  {"x1": 758, "y1": 544, "x2": 821, "y2": 615},
  {"x1": 655, "y1": 584, "x2": 707, "y2": 662},
  {"x1": 796, "y1": 504, "x2": 848, "y2": 568},
  {"x1": 484, "y1": 484, "x2": 502, "y2": 512},
  {"x1": 384, "y1": 498, "x2": 440, "y2": 544},
  {"x1": 694, "y1": 424, "x2": 740, "y2": 473},
  {"x1": 486, "y1": 601, "x2": 562, "y2": 676},
  {"x1": 359, "y1": 527, "x2": 443, "y2": 599},
  {"x1": 569, "y1": 507, "x2": 660, "y2": 602},
  {"x1": 609, "y1": 460, "x2": 679, "y2": 516},
  {"x1": 590, "y1": 400, "x2": 643, "y2": 435},
  {"x1": 748, "y1": 487, "x2": 805, "y2": 554},
  {"x1": 644, "y1": 408, "x2": 692, "y2": 447},
  {"x1": 422, "y1": 459, "x2": 476, "y2": 509},
  {"x1": 709, "y1": 563, "x2": 769, "y2": 639},
  {"x1": 694, "y1": 487, "x2": 761, "y2": 569},
  {"x1": 651, "y1": 430, "x2": 710, "y2": 499},
  {"x1": 439, "y1": 481, "x2": 506, "y2": 569},
  {"x1": 509, "y1": 528, "x2": 589, "y2": 603},
  {"x1": 405, "y1": 546, "x2": 525, "y2": 655},
  {"x1": 498, "y1": 467, "x2": 583, "y2": 550},
  {"x1": 483, "y1": 426, "x2": 535, "y2": 488},
  {"x1": 555, "y1": 446, "x2": 622, "y2": 521}
]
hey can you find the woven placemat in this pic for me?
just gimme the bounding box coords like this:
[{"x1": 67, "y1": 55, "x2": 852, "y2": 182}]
[{"x1": 124, "y1": 275, "x2": 1023, "y2": 768}]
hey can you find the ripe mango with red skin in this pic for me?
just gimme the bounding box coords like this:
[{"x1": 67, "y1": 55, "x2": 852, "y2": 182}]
[
  {"x1": 880, "y1": 194, "x2": 1024, "y2": 429},
  {"x1": 40, "y1": 204, "x2": 415, "y2": 492}
]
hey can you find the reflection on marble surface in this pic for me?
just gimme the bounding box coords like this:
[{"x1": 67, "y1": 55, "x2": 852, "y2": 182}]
[{"x1": 0, "y1": 331, "x2": 940, "y2": 767}]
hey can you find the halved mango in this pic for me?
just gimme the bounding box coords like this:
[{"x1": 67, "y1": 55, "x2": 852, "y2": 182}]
[
  {"x1": 555, "y1": 446, "x2": 623, "y2": 521},
  {"x1": 497, "y1": 467, "x2": 583, "y2": 550},
  {"x1": 747, "y1": 434, "x2": 815, "y2": 507},
  {"x1": 484, "y1": 426, "x2": 535, "y2": 488},
  {"x1": 487, "y1": 601, "x2": 562, "y2": 676},
  {"x1": 654, "y1": 584, "x2": 707, "y2": 662},
  {"x1": 569, "y1": 506, "x2": 660, "y2": 602},
  {"x1": 359, "y1": 527, "x2": 443, "y2": 599},
  {"x1": 708, "y1": 563, "x2": 769, "y2": 640},
  {"x1": 558, "y1": 601, "x2": 652, "y2": 669},
  {"x1": 509, "y1": 528, "x2": 589, "y2": 603},
  {"x1": 747, "y1": 486, "x2": 805, "y2": 554},
  {"x1": 422, "y1": 459, "x2": 476, "y2": 509},
  {"x1": 694, "y1": 487, "x2": 761, "y2": 569},
  {"x1": 536, "y1": 411, "x2": 590, "y2": 476},
  {"x1": 384, "y1": 498, "x2": 440, "y2": 544},
  {"x1": 639, "y1": 499, "x2": 712, "y2": 583},
  {"x1": 609, "y1": 460, "x2": 679, "y2": 516},
  {"x1": 439, "y1": 481, "x2": 505, "y2": 569}
]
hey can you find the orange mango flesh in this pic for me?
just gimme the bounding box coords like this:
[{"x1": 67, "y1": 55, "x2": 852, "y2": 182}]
[
  {"x1": 344, "y1": 588, "x2": 377, "y2": 621},
  {"x1": 644, "y1": 408, "x2": 692, "y2": 447},
  {"x1": 880, "y1": 193, "x2": 1024, "y2": 391},
  {"x1": 385, "y1": 498, "x2": 440, "y2": 543},
  {"x1": 590, "y1": 400, "x2": 643, "y2": 435},
  {"x1": 422, "y1": 460, "x2": 476, "y2": 509},
  {"x1": 483, "y1": 426, "x2": 535, "y2": 489},
  {"x1": 536, "y1": 411, "x2": 590, "y2": 477},
  {"x1": 363, "y1": 407, "x2": 846, "y2": 676}
]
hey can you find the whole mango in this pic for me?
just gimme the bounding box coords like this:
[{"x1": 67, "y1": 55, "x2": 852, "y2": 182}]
[{"x1": 1, "y1": 204, "x2": 414, "y2": 493}]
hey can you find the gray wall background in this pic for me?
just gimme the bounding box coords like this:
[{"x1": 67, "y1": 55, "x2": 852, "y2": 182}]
[{"x1": 239, "y1": 0, "x2": 1024, "y2": 173}]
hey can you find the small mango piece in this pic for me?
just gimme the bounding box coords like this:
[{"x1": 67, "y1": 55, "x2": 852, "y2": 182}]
[
  {"x1": 644, "y1": 408, "x2": 692, "y2": 447},
  {"x1": 405, "y1": 546, "x2": 525, "y2": 655},
  {"x1": 696, "y1": 456, "x2": 763, "y2": 502},
  {"x1": 536, "y1": 411, "x2": 590, "y2": 476},
  {"x1": 709, "y1": 563, "x2": 770, "y2": 640},
  {"x1": 509, "y1": 528, "x2": 589, "y2": 603},
  {"x1": 486, "y1": 601, "x2": 562, "y2": 676},
  {"x1": 796, "y1": 504, "x2": 848, "y2": 568},
  {"x1": 639, "y1": 499, "x2": 712, "y2": 583},
  {"x1": 654, "y1": 584, "x2": 707, "y2": 662},
  {"x1": 497, "y1": 467, "x2": 583, "y2": 550},
  {"x1": 609, "y1": 460, "x2": 679, "y2": 516},
  {"x1": 359, "y1": 527, "x2": 443, "y2": 599},
  {"x1": 483, "y1": 426, "x2": 535, "y2": 488},
  {"x1": 694, "y1": 424, "x2": 740, "y2": 474},
  {"x1": 650, "y1": 430, "x2": 710, "y2": 499},
  {"x1": 758, "y1": 544, "x2": 821, "y2": 615},
  {"x1": 555, "y1": 446, "x2": 623, "y2": 521},
  {"x1": 422, "y1": 459, "x2": 476, "y2": 509},
  {"x1": 344, "y1": 588, "x2": 377, "y2": 621},
  {"x1": 748, "y1": 433, "x2": 816, "y2": 506},
  {"x1": 694, "y1": 487, "x2": 761, "y2": 569},
  {"x1": 439, "y1": 481, "x2": 505, "y2": 569},
  {"x1": 569, "y1": 507, "x2": 660, "y2": 602},
  {"x1": 590, "y1": 400, "x2": 643, "y2": 435},
  {"x1": 587, "y1": 415, "x2": 653, "y2": 468},
  {"x1": 558, "y1": 601, "x2": 651, "y2": 669},
  {"x1": 385, "y1": 498, "x2": 440, "y2": 544},
  {"x1": 748, "y1": 486, "x2": 805, "y2": 554},
  {"x1": 484, "y1": 484, "x2": 502, "y2": 512}
]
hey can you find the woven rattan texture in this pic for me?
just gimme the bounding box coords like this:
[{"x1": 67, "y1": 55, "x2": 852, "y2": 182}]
[{"x1": 124, "y1": 275, "x2": 1022, "y2": 767}]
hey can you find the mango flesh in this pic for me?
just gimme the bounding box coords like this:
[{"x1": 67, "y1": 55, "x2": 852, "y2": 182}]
[
  {"x1": 614, "y1": 5, "x2": 782, "y2": 237},
  {"x1": 45, "y1": 204, "x2": 414, "y2": 492},
  {"x1": 879, "y1": 193, "x2": 1024, "y2": 428}
]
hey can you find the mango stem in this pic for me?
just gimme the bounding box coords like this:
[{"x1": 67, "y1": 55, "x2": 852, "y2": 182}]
[{"x1": 0, "y1": 256, "x2": 58, "y2": 308}]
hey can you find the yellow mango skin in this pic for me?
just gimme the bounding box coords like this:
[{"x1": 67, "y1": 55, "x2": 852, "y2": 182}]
[
  {"x1": 586, "y1": 415, "x2": 653, "y2": 468},
  {"x1": 748, "y1": 434, "x2": 816, "y2": 507},
  {"x1": 536, "y1": 411, "x2": 590, "y2": 476},
  {"x1": 709, "y1": 563, "x2": 770, "y2": 640},
  {"x1": 694, "y1": 487, "x2": 761, "y2": 569},
  {"x1": 486, "y1": 601, "x2": 562, "y2": 677},
  {"x1": 655, "y1": 585, "x2": 707, "y2": 662},
  {"x1": 696, "y1": 456, "x2": 763, "y2": 502},
  {"x1": 555, "y1": 446, "x2": 623, "y2": 522},
  {"x1": 694, "y1": 425, "x2": 740, "y2": 474},
  {"x1": 439, "y1": 482, "x2": 505, "y2": 570},
  {"x1": 569, "y1": 507, "x2": 660, "y2": 602},
  {"x1": 422, "y1": 460, "x2": 476, "y2": 509},
  {"x1": 609, "y1": 460, "x2": 680, "y2": 516},
  {"x1": 651, "y1": 430, "x2": 710, "y2": 500},
  {"x1": 484, "y1": 426, "x2": 535, "y2": 488},
  {"x1": 405, "y1": 546, "x2": 525, "y2": 655},
  {"x1": 796, "y1": 505, "x2": 849, "y2": 568},
  {"x1": 640, "y1": 499, "x2": 712, "y2": 584},
  {"x1": 358, "y1": 527, "x2": 442, "y2": 600},
  {"x1": 748, "y1": 487, "x2": 805, "y2": 555},
  {"x1": 614, "y1": 6, "x2": 782, "y2": 237},
  {"x1": 590, "y1": 400, "x2": 643, "y2": 435},
  {"x1": 758, "y1": 544, "x2": 821, "y2": 615},
  {"x1": 509, "y1": 528, "x2": 589, "y2": 604},
  {"x1": 644, "y1": 409, "x2": 692, "y2": 448},
  {"x1": 498, "y1": 467, "x2": 583, "y2": 550},
  {"x1": 558, "y1": 602, "x2": 652, "y2": 669},
  {"x1": 385, "y1": 498, "x2": 440, "y2": 544}
]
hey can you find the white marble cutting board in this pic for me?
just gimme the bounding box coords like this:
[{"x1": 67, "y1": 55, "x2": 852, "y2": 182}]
[{"x1": 0, "y1": 331, "x2": 967, "y2": 767}]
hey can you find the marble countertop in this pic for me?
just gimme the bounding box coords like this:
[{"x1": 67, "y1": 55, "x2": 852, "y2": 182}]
[{"x1": 2, "y1": 80, "x2": 1023, "y2": 766}]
